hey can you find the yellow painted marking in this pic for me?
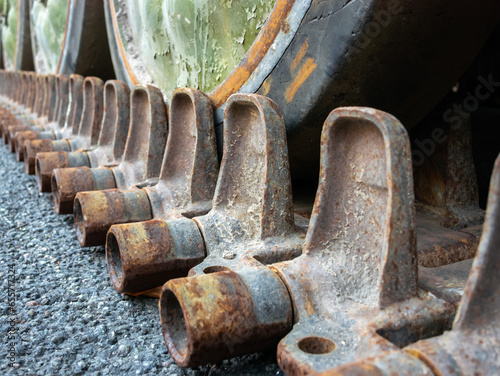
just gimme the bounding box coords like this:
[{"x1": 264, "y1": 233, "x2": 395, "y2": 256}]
[
  {"x1": 260, "y1": 78, "x2": 273, "y2": 96},
  {"x1": 285, "y1": 58, "x2": 317, "y2": 103},
  {"x1": 290, "y1": 38, "x2": 309, "y2": 72}
]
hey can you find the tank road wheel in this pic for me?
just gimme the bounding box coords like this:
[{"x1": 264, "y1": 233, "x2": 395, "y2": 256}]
[
  {"x1": 0, "y1": 3, "x2": 4, "y2": 70},
  {"x1": 1, "y1": 0, "x2": 33, "y2": 71},
  {"x1": 29, "y1": 0, "x2": 114, "y2": 78},
  {"x1": 104, "y1": 0, "x2": 499, "y2": 179}
]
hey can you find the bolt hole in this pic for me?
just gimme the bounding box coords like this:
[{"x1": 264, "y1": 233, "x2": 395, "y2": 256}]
[
  {"x1": 161, "y1": 289, "x2": 188, "y2": 358},
  {"x1": 106, "y1": 232, "x2": 123, "y2": 289},
  {"x1": 36, "y1": 158, "x2": 41, "y2": 175},
  {"x1": 297, "y1": 336, "x2": 336, "y2": 355},
  {"x1": 74, "y1": 197, "x2": 85, "y2": 243},
  {"x1": 203, "y1": 265, "x2": 231, "y2": 274},
  {"x1": 51, "y1": 174, "x2": 59, "y2": 209},
  {"x1": 35, "y1": 158, "x2": 43, "y2": 189}
]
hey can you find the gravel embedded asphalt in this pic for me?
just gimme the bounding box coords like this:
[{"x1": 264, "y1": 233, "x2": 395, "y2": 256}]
[{"x1": 0, "y1": 143, "x2": 283, "y2": 375}]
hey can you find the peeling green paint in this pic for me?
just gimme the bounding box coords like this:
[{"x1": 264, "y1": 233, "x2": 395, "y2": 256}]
[
  {"x1": 31, "y1": 0, "x2": 69, "y2": 73},
  {"x1": 1, "y1": 0, "x2": 18, "y2": 70},
  {"x1": 116, "y1": 0, "x2": 277, "y2": 93}
]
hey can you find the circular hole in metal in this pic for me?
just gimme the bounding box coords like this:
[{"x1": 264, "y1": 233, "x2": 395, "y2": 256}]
[
  {"x1": 24, "y1": 145, "x2": 32, "y2": 174},
  {"x1": 36, "y1": 158, "x2": 41, "y2": 176},
  {"x1": 51, "y1": 174, "x2": 59, "y2": 208},
  {"x1": 15, "y1": 139, "x2": 22, "y2": 159},
  {"x1": 35, "y1": 158, "x2": 44, "y2": 190},
  {"x1": 161, "y1": 289, "x2": 188, "y2": 358},
  {"x1": 73, "y1": 197, "x2": 85, "y2": 242},
  {"x1": 298, "y1": 336, "x2": 336, "y2": 355},
  {"x1": 106, "y1": 232, "x2": 123, "y2": 288},
  {"x1": 203, "y1": 265, "x2": 231, "y2": 274}
]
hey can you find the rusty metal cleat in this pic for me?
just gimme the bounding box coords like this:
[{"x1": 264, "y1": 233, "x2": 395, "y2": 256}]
[
  {"x1": 105, "y1": 87, "x2": 218, "y2": 293},
  {"x1": 18, "y1": 74, "x2": 68, "y2": 167},
  {"x1": 403, "y1": 161, "x2": 500, "y2": 375},
  {"x1": 23, "y1": 75, "x2": 71, "y2": 174},
  {"x1": 25, "y1": 74, "x2": 84, "y2": 175},
  {"x1": 0, "y1": 72, "x2": 30, "y2": 116},
  {"x1": 32, "y1": 75, "x2": 58, "y2": 128},
  {"x1": 320, "y1": 154, "x2": 500, "y2": 376},
  {"x1": 35, "y1": 76, "x2": 104, "y2": 192},
  {"x1": 6, "y1": 74, "x2": 49, "y2": 140},
  {"x1": 73, "y1": 84, "x2": 168, "y2": 246},
  {"x1": 51, "y1": 80, "x2": 131, "y2": 214},
  {"x1": 0, "y1": 72, "x2": 23, "y2": 122},
  {"x1": 4, "y1": 73, "x2": 44, "y2": 148},
  {"x1": 271, "y1": 108, "x2": 475, "y2": 375},
  {"x1": 14, "y1": 74, "x2": 59, "y2": 162},
  {"x1": 409, "y1": 113, "x2": 486, "y2": 269},
  {"x1": 158, "y1": 93, "x2": 306, "y2": 366},
  {"x1": 0, "y1": 72, "x2": 35, "y2": 136},
  {"x1": 160, "y1": 107, "x2": 471, "y2": 371}
]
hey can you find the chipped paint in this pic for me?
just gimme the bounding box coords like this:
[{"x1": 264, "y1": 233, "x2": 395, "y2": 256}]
[{"x1": 112, "y1": 0, "x2": 277, "y2": 94}]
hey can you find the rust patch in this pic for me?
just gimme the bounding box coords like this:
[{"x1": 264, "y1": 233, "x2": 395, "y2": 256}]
[{"x1": 108, "y1": 0, "x2": 139, "y2": 85}]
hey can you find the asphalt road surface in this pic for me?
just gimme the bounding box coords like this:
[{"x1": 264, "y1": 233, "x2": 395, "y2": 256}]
[{"x1": 0, "y1": 144, "x2": 282, "y2": 376}]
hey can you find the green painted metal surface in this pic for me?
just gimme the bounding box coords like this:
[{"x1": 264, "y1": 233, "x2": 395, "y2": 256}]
[
  {"x1": 31, "y1": 0, "x2": 69, "y2": 73},
  {"x1": 1, "y1": 0, "x2": 18, "y2": 70},
  {"x1": 115, "y1": 0, "x2": 276, "y2": 93}
]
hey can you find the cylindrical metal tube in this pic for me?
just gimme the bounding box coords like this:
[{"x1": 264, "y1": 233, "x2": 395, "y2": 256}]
[
  {"x1": 74, "y1": 188, "x2": 152, "y2": 247},
  {"x1": 7, "y1": 125, "x2": 31, "y2": 152},
  {"x1": 51, "y1": 166, "x2": 116, "y2": 214},
  {"x1": 15, "y1": 130, "x2": 43, "y2": 162},
  {"x1": 35, "y1": 151, "x2": 89, "y2": 192},
  {"x1": 51, "y1": 140, "x2": 72, "y2": 152},
  {"x1": 24, "y1": 139, "x2": 56, "y2": 175},
  {"x1": 160, "y1": 268, "x2": 293, "y2": 367},
  {"x1": 106, "y1": 217, "x2": 205, "y2": 293}
]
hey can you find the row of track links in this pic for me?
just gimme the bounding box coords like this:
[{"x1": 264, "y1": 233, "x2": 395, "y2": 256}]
[{"x1": 1, "y1": 69, "x2": 499, "y2": 375}]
